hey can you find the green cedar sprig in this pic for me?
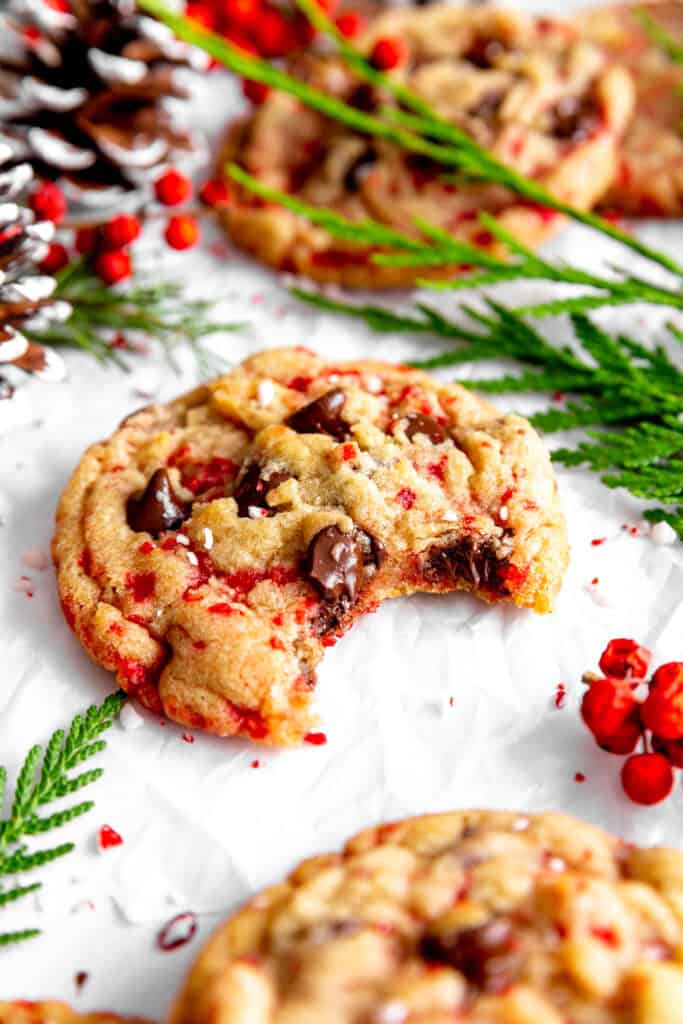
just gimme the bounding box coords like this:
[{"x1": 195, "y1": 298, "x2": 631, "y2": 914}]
[
  {"x1": 0, "y1": 692, "x2": 125, "y2": 947},
  {"x1": 292, "y1": 289, "x2": 683, "y2": 537},
  {"x1": 27, "y1": 259, "x2": 241, "y2": 375},
  {"x1": 137, "y1": 0, "x2": 683, "y2": 280}
]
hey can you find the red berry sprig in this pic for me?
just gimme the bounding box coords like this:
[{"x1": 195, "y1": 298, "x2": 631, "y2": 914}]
[{"x1": 581, "y1": 639, "x2": 683, "y2": 806}]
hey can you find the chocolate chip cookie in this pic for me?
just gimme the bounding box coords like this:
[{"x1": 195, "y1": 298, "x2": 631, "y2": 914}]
[
  {"x1": 581, "y1": 1, "x2": 683, "y2": 216},
  {"x1": 53, "y1": 348, "x2": 568, "y2": 745},
  {"x1": 170, "y1": 809, "x2": 683, "y2": 1024},
  {"x1": 0, "y1": 1005, "x2": 150, "y2": 1024},
  {"x1": 217, "y1": 5, "x2": 634, "y2": 287}
]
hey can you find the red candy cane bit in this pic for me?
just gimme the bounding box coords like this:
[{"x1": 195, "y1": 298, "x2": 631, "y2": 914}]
[
  {"x1": 555, "y1": 683, "x2": 566, "y2": 709},
  {"x1": 126, "y1": 572, "x2": 156, "y2": 601},
  {"x1": 591, "y1": 537, "x2": 606, "y2": 546},
  {"x1": 304, "y1": 731, "x2": 327, "y2": 746},
  {"x1": 396, "y1": 487, "x2": 416, "y2": 510},
  {"x1": 574, "y1": 772, "x2": 586, "y2": 783},
  {"x1": 157, "y1": 912, "x2": 198, "y2": 952},
  {"x1": 98, "y1": 825, "x2": 123, "y2": 849}
]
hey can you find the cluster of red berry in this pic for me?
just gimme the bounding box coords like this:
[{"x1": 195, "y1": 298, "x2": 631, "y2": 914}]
[
  {"x1": 29, "y1": 169, "x2": 232, "y2": 286},
  {"x1": 581, "y1": 639, "x2": 683, "y2": 806}
]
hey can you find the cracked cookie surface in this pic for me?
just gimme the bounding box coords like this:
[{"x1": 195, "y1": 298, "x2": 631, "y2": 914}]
[
  {"x1": 217, "y1": 4, "x2": 634, "y2": 287},
  {"x1": 581, "y1": 0, "x2": 683, "y2": 216},
  {"x1": 170, "y1": 809, "x2": 683, "y2": 1024},
  {"x1": 0, "y1": 1004, "x2": 150, "y2": 1024},
  {"x1": 53, "y1": 347, "x2": 567, "y2": 745}
]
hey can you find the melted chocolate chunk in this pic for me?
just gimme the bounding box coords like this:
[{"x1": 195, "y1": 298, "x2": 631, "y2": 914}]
[
  {"x1": 305, "y1": 525, "x2": 363, "y2": 605},
  {"x1": 467, "y1": 87, "x2": 505, "y2": 120},
  {"x1": 234, "y1": 464, "x2": 290, "y2": 517},
  {"x1": 286, "y1": 388, "x2": 347, "y2": 440},
  {"x1": 549, "y1": 95, "x2": 599, "y2": 144},
  {"x1": 419, "y1": 918, "x2": 522, "y2": 993},
  {"x1": 420, "y1": 537, "x2": 506, "y2": 591},
  {"x1": 404, "y1": 412, "x2": 449, "y2": 444},
  {"x1": 0, "y1": 376, "x2": 14, "y2": 401},
  {"x1": 348, "y1": 83, "x2": 379, "y2": 112},
  {"x1": 127, "y1": 468, "x2": 188, "y2": 536},
  {"x1": 343, "y1": 148, "x2": 377, "y2": 192},
  {"x1": 462, "y1": 36, "x2": 505, "y2": 69}
]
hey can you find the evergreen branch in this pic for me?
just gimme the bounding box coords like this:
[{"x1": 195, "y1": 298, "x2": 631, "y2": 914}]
[
  {"x1": 27, "y1": 260, "x2": 242, "y2": 375},
  {"x1": 292, "y1": 290, "x2": 683, "y2": 536},
  {"x1": 0, "y1": 930, "x2": 41, "y2": 946},
  {"x1": 0, "y1": 693, "x2": 125, "y2": 947},
  {"x1": 140, "y1": 0, "x2": 683, "y2": 280}
]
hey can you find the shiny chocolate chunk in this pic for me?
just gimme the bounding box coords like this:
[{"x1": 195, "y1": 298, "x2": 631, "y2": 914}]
[
  {"x1": 305, "y1": 525, "x2": 363, "y2": 604},
  {"x1": 419, "y1": 918, "x2": 521, "y2": 993},
  {"x1": 286, "y1": 388, "x2": 347, "y2": 440},
  {"x1": 462, "y1": 36, "x2": 505, "y2": 69},
  {"x1": 126, "y1": 468, "x2": 188, "y2": 536},
  {"x1": 420, "y1": 537, "x2": 505, "y2": 590},
  {"x1": 234, "y1": 464, "x2": 290, "y2": 517},
  {"x1": 404, "y1": 412, "x2": 448, "y2": 444},
  {"x1": 348, "y1": 83, "x2": 379, "y2": 113},
  {"x1": 343, "y1": 148, "x2": 377, "y2": 192},
  {"x1": 549, "y1": 95, "x2": 598, "y2": 144}
]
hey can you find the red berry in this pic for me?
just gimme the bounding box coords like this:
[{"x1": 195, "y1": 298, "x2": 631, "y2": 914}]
[
  {"x1": 335, "y1": 10, "x2": 364, "y2": 37},
  {"x1": 599, "y1": 638, "x2": 651, "y2": 680},
  {"x1": 651, "y1": 733, "x2": 683, "y2": 769},
  {"x1": 581, "y1": 677, "x2": 639, "y2": 741},
  {"x1": 595, "y1": 719, "x2": 641, "y2": 755},
  {"x1": 98, "y1": 824, "x2": 123, "y2": 849},
  {"x1": 253, "y1": 7, "x2": 292, "y2": 56},
  {"x1": 154, "y1": 168, "x2": 193, "y2": 207},
  {"x1": 29, "y1": 181, "x2": 67, "y2": 224},
  {"x1": 164, "y1": 214, "x2": 200, "y2": 250},
  {"x1": 199, "y1": 178, "x2": 232, "y2": 207},
  {"x1": 74, "y1": 226, "x2": 99, "y2": 255},
  {"x1": 101, "y1": 213, "x2": 141, "y2": 250},
  {"x1": 94, "y1": 248, "x2": 133, "y2": 285},
  {"x1": 39, "y1": 241, "x2": 69, "y2": 274},
  {"x1": 641, "y1": 663, "x2": 683, "y2": 740},
  {"x1": 621, "y1": 753, "x2": 674, "y2": 806},
  {"x1": 370, "y1": 36, "x2": 406, "y2": 71},
  {"x1": 242, "y1": 78, "x2": 270, "y2": 104},
  {"x1": 222, "y1": 0, "x2": 262, "y2": 28},
  {"x1": 185, "y1": 2, "x2": 215, "y2": 28}
]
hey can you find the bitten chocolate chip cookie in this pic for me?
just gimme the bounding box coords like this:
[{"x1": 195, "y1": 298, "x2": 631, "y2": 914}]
[
  {"x1": 53, "y1": 348, "x2": 567, "y2": 745},
  {"x1": 0, "y1": 1004, "x2": 150, "y2": 1024},
  {"x1": 170, "y1": 809, "x2": 683, "y2": 1024},
  {"x1": 217, "y1": 5, "x2": 634, "y2": 287},
  {"x1": 580, "y1": 1, "x2": 683, "y2": 216}
]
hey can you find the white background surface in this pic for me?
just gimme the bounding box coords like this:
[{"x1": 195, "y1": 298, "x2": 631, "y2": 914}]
[{"x1": 1, "y1": 23, "x2": 683, "y2": 1018}]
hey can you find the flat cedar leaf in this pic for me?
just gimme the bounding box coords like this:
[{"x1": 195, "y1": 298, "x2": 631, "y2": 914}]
[
  {"x1": 0, "y1": 929, "x2": 41, "y2": 946},
  {"x1": 0, "y1": 883, "x2": 41, "y2": 907}
]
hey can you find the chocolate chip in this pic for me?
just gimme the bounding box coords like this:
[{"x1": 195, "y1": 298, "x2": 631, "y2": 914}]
[
  {"x1": 549, "y1": 95, "x2": 598, "y2": 144},
  {"x1": 462, "y1": 36, "x2": 505, "y2": 69},
  {"x1": 348, "y1": 83, "x2": 379, "y2": 112},
  {"x1": 234, "y1": 464, "x2": 290, "y2": 517},
  {"x1": 343, "y1": 148, "x2": 377, "y2": 192},
  {"x1": 286, "y1": 388, "x2": 347, "y2": 440},
  {"x1": 126, "y1": 468, "x2": 188, "y2": 536},
  {"x1": 419, "y1": 918, "x2": 522, "y2": 993},
  {"x1": 0, "y1": 376, "x2": 14, "y2": 401},
  {"x1": 305, "y1": 525, "x2": 363, "y2": 605},
  {"x1": 420, "y1": 537, "x2": 506, "y2": 590},
  {"x1": 404, "y1": 413, "x2": 449, "y2": 444},
  {"x1": 467, "y1": 87, "x2": 505, "y2": 120}
]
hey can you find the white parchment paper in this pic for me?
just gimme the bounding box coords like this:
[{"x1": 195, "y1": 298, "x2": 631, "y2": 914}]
[{"x1": 0, "y1": 33, "x2": 682, "y2": 1017}]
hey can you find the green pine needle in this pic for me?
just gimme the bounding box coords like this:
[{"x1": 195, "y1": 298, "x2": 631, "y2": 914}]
[
  {"x1": 0, "y1": 692, "x2": 125, "y2": 947},
  {"x1": 26, "y1": 260, "x2": 243, "y2": 376}
]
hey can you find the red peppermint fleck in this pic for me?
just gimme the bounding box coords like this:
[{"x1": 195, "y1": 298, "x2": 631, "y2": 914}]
[
  {"x1": 574, "y1": 772, "x2": 586, "y2": 783},
  {"x1": 555, "y1": 683, "x2": 566, "y2": 709},
  {"x1": 109, "y1": 622, "x2": 123, "y2": 635},
  {"x1": 427, "y1": 458, "x2": 447, "y2": 482},
  {"x1": 591, "y1": 577, "x2": 599, "y2": 585},
  {"x1": 98, "y1": 825, "x2": 123, "y2": 850},
  {"x1": 251, "y1": 759, "x2": 261, "y2": 768},
  {"x1": 591, "y1": 537, "x2": 606, "y2": 546},
  {"x1": 269, "y1": 636, "x2": 285, "y2": 651},
  {"x1": 126, "y1": 572, "x2": 156, "y2": 602},
  {"x1": 341, "y1": 443, "x2": 356, "y2": 461},
  {"x1": 182, "y1": 732, "x2": 195, "y2": 744},
  {"x1": 208, "y1": 602, "x2": 237, "y2": 615},
  {"x1": 193, "y1": 639, "x2": 207, "y2": 650},
  {"x1": 138, "y1": 541, "x2": 154, "y2": 554},
  {"x1": 304, "y1": 731, "x2": 327, "y2": 746},
  {"x1": 287, "y1": 375, "x2": 312, "y2": 392},
  {"x1": 321, "y1": 636, "x2": 337, "y2": 647},
  {"x1": 157, "y1": 912, "x2": 198, "y2": 952},
  {"x1": 590, "y1": 925, "x2": 619, "y2": 947},
  {"x1": 272, "y1": 613, "x2": 284, "y2": 626},
  {"x1": 396, "y1": 487, "x2": 416, "y2": 510},
  {"x1": 449, "y1": 697, "x2": 454, "y2": 707}
]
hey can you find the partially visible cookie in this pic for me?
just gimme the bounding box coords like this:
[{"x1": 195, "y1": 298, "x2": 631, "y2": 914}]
[
  {"x1": 581, "y1": 1, "x2": 683, "y2": 216},
  {"x1": 217, "y1": 5, "x2": 634, "y2": 287},
  {"x1": 170, "y1": 809, "x2": 683, "y2": 1024},
  {"x1": 53, "y1": 347, "x2": 568, "y2": 745},
  {"x1": 0, "y1": 1004, "x2": 150, "y2": 1024}
]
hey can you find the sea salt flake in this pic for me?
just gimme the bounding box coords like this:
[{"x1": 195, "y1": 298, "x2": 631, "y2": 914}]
[
  {"x1": 203, "y1": 527, "x2": 214, "y2": 550},
  {"x1": 22, "y1": 546, "x2": 49, "y2": 571},
  {"x1": 257, "y1": 379, "x2": 275, "y2": 407},
  {"x1": 119, "y1": 703, "x2": 145, "y2": 731},
  {"x1": 650, "y1": 521, "x2": 677, "y2": 546}
]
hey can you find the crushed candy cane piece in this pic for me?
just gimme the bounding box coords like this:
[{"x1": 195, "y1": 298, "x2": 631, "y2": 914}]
[
  {"x1": 98, "y1": 825, "x2": 123, "y2": 850},
  {"x1": 257, "y1": 378, "x2": 275, "y2": 407}
]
